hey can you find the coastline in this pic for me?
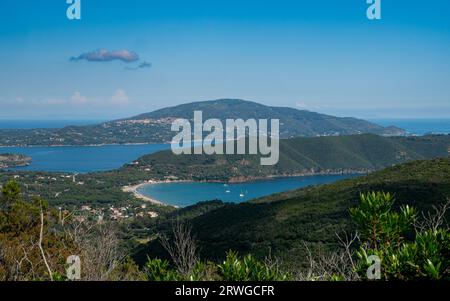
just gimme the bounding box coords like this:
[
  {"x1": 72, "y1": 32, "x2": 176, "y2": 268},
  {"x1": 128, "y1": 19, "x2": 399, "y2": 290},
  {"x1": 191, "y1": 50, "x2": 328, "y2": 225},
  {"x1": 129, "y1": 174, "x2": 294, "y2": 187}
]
[
  {"x1": 0, "y1": 142, "x2": 170, "y2": 148},
  {"x1": 122, "y1": 171, "x2": 368, "y2": 208},
  {"x1": 122, "y1": 180, "x2": 184, "y2": 207}
]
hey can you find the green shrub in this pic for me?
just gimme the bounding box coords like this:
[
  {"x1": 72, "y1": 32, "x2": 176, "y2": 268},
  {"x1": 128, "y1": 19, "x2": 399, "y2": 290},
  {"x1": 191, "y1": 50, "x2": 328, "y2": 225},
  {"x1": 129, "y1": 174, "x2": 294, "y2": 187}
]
[
  {"x1": 145, "y1": 258, "x2": 180, "y2": 281},
  {"x1": 217, "y1": 251, "x2": 289, "y2": 281},
  {"x1": 144, "y1": 251, "x2": 290, "y2": 281},
  {"x1": 350, "y1": 192, "x2": 417, "y2": 249},
  {"x1": 352, "y1": 192, "x2": 450, "y2": 280}
]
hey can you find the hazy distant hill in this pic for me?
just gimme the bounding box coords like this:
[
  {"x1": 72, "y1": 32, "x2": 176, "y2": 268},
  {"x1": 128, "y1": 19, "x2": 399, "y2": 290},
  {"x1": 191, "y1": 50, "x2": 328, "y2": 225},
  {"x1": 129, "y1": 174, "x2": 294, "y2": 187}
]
[
  {"x1": 0, "y1": 99, "x2": 404, "y2": 146},
  {"x1": 130, "y1": 99, "x2": 404, "y2": 138}
]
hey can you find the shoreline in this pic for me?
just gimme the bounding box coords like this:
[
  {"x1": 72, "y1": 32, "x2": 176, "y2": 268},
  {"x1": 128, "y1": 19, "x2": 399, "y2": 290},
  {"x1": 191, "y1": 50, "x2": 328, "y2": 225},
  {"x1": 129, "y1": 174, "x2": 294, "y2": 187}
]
[
  {"x1": 122, "y1": 171, "x2": 368, "y2": 207},
  {"x1": 1, "y1": 132, "x2": 446, "y2": 148},
  {"x1": 122, "y1": 180, "x2": 185, "y2": 207},
  {"x1": 0, "y1": 142, "x2": 170, "y2": 148}
]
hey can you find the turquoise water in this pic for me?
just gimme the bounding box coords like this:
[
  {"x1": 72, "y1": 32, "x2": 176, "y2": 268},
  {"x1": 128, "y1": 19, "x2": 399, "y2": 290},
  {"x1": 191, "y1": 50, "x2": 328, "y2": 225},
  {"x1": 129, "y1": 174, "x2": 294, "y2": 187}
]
[
  {"x1": 137, "y1": 174, "x2": 357, "y2": 207},
  {"x1": 0, "y1": 144, "x2": 169, "y2": 173}
]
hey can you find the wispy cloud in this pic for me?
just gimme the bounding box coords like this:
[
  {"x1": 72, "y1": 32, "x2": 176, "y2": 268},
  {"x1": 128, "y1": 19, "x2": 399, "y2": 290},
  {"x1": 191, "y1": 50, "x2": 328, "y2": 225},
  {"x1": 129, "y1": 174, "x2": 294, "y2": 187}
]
[
  {"x1": 3, "y1": 90, "x2": 132, "y2": 109},
  {"x1": 109, "y1": 89, "x2": 130, "y2": 106},
  {"x1": 70, "y1": 91, "x2": 88, "y2": 106},
  {"x1": 67, "y1": 90, "x2": 131, "y2": 107},
  {"x1": 125, "y1": 61, "x2": 152, "y2": 70},
  {"x1": 138, "y1": 62, "x2": 152, "y2": 69},
  {"x1": 70, "y1": 49, "x2": 139, "y2": 63}
]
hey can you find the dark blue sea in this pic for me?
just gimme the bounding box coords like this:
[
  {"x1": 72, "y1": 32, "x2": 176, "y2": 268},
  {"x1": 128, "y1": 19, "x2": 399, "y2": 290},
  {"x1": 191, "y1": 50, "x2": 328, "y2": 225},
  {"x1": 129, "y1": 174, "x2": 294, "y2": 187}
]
[
  {"x1": 0, "y1": 118, "x2": 448, "y2": 174},
  {"x1": 0, "y1": 144, "x2": 169, "y2": 173},
  {"x1": 369, "y1": 118, "x2": 450, "y2": 136}
]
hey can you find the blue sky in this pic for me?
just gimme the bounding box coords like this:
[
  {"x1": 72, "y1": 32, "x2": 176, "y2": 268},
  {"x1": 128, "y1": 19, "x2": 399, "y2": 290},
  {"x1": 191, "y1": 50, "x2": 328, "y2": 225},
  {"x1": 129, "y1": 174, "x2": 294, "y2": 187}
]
[{"x1": 0, "y1": 0, "x2": 449, "y2": 119}]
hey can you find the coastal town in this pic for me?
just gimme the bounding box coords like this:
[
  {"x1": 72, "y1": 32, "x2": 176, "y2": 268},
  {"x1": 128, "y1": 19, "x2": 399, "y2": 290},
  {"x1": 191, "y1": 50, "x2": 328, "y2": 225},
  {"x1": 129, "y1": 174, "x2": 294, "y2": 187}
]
[{"x1": 71, "y1": 203, "x2": 159, "y2": 223}]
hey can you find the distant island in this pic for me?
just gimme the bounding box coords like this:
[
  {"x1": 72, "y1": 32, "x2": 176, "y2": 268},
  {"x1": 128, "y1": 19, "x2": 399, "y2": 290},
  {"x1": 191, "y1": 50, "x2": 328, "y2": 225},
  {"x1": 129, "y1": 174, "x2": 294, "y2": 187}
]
[
  {"x1": 0, "y1": 99, "x2": 406, "y2": 147},
  {"x1": 0, "y1": 153, "x2": 31, "y2": 169}
]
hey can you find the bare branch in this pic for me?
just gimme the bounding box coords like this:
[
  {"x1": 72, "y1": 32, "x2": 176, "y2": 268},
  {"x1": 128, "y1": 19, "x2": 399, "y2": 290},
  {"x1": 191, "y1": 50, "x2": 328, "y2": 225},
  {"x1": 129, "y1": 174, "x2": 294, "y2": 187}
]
[
  {"x1": 335, "y1": 231, "x2": 359, "y2": 270},
  {"x1": 415, "y1": 199, "x2": 450, "y2": 232},
  {"x1": 160, "y1": 220, "x2": 198, "y2": 276},
  {"x1": 296, "y1": 240, "x2": 360, "y2": 281},
  {"x1": 38, "y1": 200, "x2": 53, "y2": 281}
]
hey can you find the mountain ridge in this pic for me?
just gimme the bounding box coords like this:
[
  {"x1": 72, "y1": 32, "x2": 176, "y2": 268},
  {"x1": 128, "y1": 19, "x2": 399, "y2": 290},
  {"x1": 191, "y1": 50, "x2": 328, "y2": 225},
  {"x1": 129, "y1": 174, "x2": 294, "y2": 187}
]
[
  {"x1": 0, "y1": 99, "x2": 405, "y2": 146},
  {"x1": 126, "y1": 99, "x2": 405, "y2": 138}
]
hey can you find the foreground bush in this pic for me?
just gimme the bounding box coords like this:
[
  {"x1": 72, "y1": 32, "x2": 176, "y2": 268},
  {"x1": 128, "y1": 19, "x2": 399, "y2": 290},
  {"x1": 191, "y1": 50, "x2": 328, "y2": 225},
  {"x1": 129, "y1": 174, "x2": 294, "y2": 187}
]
[
  {"x1": 145, "y1": 251, "x2": 290, "y2": 281},
  {"x1": 351, "y1": 192, "x2": 450, "y2": 280}
]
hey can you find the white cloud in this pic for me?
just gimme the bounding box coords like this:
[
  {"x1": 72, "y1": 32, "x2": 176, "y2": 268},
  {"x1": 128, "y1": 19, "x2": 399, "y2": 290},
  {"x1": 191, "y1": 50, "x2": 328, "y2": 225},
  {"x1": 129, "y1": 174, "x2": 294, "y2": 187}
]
[
  {"x1": 41, "y1": 98, "x2": 66, "y2": 106},
  {"x1": 109, "y1": 89, "x2": 130, "y2": 106},
  {"x1": 70, "y1": 91, "x2": 88, "y2": 106},
  {"x1": 1, "y1": 90, "x2": 132, "y2": 111},
  {"x1": 295, "y1": 101, "x2": 307, "y2": 108}
]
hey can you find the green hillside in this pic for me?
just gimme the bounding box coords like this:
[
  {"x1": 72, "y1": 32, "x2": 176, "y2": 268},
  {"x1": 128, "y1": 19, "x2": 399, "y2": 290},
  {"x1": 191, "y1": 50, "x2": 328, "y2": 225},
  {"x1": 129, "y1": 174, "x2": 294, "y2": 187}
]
[
  {"x1": 124, "y1": 134, "x2": 450, "y2": 182},
  {"x1": 137, "y1": 158, "x2": 450, "y2": 269},
  {"x1": 133, "y1": 99, "x2": 404, "y2": 138}
]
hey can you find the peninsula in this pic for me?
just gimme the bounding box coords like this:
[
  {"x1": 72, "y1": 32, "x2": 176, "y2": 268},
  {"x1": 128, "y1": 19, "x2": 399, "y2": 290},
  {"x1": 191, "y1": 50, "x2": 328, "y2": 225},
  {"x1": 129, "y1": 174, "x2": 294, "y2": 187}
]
[{"x1": 0, "y1": 153, "x2": 31, "y2": 169}]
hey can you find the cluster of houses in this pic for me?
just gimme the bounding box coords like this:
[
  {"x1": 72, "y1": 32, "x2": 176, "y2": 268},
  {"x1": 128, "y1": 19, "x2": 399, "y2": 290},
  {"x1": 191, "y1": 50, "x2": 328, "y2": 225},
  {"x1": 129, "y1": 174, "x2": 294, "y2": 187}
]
[
  {"x1": 114, "y1": 117, "x2": 177, "y2": 126},
  {"x1": 77, "y1": 203, "x2": 159, "y2": 221},
  {"x1": 7, "y1": 173, "x2": 160, "y2": 223}
]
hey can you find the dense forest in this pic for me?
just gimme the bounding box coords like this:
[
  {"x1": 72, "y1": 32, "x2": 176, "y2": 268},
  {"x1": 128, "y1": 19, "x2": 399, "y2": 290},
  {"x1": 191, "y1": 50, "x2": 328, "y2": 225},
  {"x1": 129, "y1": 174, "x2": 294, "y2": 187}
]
[
  {"x1": 124, "y1": 134, "x2": 450, "y2": 182},
  {"x1": 132, "y1": 158, "x2": 450, "y2": 272},
  {"x1": 1, "y1": 158, "x2": 449, "y2": 281}
]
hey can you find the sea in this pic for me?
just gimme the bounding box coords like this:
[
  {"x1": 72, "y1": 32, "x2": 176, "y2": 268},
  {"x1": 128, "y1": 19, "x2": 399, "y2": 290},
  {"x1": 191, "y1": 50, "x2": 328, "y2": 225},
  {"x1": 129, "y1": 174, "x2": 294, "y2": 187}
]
[
  {"x1": 0, "y1": 118, "x2": 449, "y2": 205},
  {"x1": 137, "y1": 175, "x2": 357, "y2": 207},
  {"x1": 369, "y1": 118, "x2": 450, "y2": 136},
  {"x1": 0, "y1": 144, "x2": 169, "y2": 173}
]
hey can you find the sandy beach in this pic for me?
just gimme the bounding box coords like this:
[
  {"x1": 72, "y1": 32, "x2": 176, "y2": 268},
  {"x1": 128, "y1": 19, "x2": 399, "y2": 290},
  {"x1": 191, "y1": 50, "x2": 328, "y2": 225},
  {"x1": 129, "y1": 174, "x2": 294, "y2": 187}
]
[{"x1": 122, "y1": 181, "x2": 167, "y2": 206}]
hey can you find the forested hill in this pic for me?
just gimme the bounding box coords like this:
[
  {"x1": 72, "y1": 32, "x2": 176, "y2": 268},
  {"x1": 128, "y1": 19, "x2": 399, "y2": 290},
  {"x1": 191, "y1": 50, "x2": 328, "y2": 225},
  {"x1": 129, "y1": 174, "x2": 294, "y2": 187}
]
[
  {"x1": 130, "y1": 99, "x2": 404, "y2": 137},
  {"x1": 122, "y1": 134, "x2": 450, "y2": 182},
  {"x1": 138, "y1": 158, "x2": 450, "y2": 268},
  {"x1": 0, "y1": 99, "x2": 404, "y2": 146}
]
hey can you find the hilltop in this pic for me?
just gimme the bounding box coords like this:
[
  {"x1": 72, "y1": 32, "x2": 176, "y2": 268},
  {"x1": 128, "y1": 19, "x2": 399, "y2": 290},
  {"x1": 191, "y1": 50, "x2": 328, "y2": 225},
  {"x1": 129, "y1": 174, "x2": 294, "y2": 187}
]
[
  {"x1": 130, "y1": 99, "x2": 404, "y2": 137},
  {"x1": 0, "y1": 99, "x2": 404, "y2": 146}
]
